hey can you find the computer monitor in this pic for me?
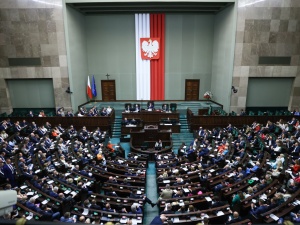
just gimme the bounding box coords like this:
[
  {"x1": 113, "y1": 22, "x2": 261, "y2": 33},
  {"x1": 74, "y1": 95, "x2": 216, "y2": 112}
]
[
  {"x1": 171, "y1": 119, "x2": 177, "y2": 124},
  {"x1": 141, "y1": 146, "x2": 148, "y2": 150},
  {"x1": 155, "y1": 146, "x2": 162, "y2": 150}
]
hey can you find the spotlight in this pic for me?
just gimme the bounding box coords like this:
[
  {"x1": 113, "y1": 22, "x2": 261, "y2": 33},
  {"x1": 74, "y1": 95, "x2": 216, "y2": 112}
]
[
  {"x1": 66, "y1": 87, "x2": 72, "y2": 94},
  {"x1": 232, "y1": 86, "x2": 238, "y2": 93}
]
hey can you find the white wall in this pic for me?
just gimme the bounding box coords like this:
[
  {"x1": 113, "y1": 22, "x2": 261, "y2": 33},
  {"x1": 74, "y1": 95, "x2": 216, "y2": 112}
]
[
  {"x1": 65, "y1": 6, "x2": 89, "y2": 110},
  {"x1": 211, "y1": 4, "x2": 236, "y2": 112}
]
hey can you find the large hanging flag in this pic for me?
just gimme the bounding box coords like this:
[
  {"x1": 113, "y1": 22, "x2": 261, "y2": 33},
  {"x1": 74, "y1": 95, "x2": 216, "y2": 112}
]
[
  {"x1": 135, "y1": 13, "x2": 165, "y2": 101},
  {"x1": 92, "y1": 75, "x2": 97, "y2": 97},
  {"x1": 87, "y1": 76, "x2": 92, "y2": 99}
]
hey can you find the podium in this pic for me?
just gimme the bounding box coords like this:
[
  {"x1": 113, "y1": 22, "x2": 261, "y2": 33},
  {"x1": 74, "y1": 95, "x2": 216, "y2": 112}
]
[{"x1": 130, "y1": 125, "x2": 172, "y2": 160}]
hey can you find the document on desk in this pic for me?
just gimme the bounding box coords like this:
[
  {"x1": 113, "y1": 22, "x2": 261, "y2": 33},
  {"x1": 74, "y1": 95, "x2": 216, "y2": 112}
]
[
  {"x1": 190, "y1": 216, "x2": 197, "y2": 220},
  {"x1": 172, "y1": 217, "x2": 180, "y2": 222},
  {"x1": 120, "y1": 217, "x2": 128, "y2": 223},
  {"x1": 47, "y1": 180, "x2": 54, "y2": 184},
  {"x1": 21, "y1": 185, "x2": 28, "y2": 189},
  {"x1": 163, "y1": 180, "x2": 170, "y2": 183},
  {"x1": 270, "y1": 214, "x2": 279, "y2": 221},
  {"x1": 33, "y1": 195, "x2": 39, "y2": 200},
  {"x1": 205, "y1": 197, "x2": 212, "y2": 202},
  {"x1": 26, "y1": 212, "x2": 33, "y2": 220},
  {"x1": 64, "y1": 190, "x2": 71, "y2": 194},
  {"x1": 82, "y1": 208, "x2": 89, "y2": 216},
  {"x1": 42, "y1": 199, "x2": 49, "y2": 205},
  {"x1": 217, "y1": 211, "x2": 224, "y2": 216},
  {"x1": 183, "y1": 188, "x2": 189, "y2": 193}
]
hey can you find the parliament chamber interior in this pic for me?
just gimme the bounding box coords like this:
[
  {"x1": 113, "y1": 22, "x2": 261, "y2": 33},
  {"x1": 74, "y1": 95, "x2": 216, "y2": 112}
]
[{"x1": 0, "y1": 0, "x2": 300, "y2": 225}]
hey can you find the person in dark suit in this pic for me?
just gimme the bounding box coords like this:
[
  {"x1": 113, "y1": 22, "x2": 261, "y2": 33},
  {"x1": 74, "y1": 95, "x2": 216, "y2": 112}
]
[
  {"x1": 226, "y1": 211, "x2": 242, "y2": 224},
  {"x1": 25, "y1": 197, "x2": 43, "y2": 213},
  {"x1": 0, "y1": 160, "x2": 6, "y2": 184},
  {"x1": 122, "y1": 117, "x2": 130, "y2": 125},
  {"x1": 134, "y1": 104, "x2": 140, "y2": 112},
  {"x1": 49, "y1": 186, "x2": 59, "y2": 198},
  {"x1": 40, "y1": 204, "x2": 61, "y2": 221},
  {"x1": 90, "y1": 199, "x2": 102, "y2": 210},
  {"x1": 160, "y1": 203, "x2": 174, "y2": 214},
  {"x1": 147, "y1": 102, "x2": 154, "y2": 111},
  {"x1": 250, "y1": 199, "x2": 268, "y2": 218},
  {"x1": 27, "y1": 111, "x2": 34, "y2": 117},
  {"x1": 162, "y1": 104, "x2": 169, "y2": 112},
  {"x1": 3, "y1": 158, "x2": 16, "y2": 187},
  {"x1": 0, "y1": 121, "x2": 8, "y2": 131},
  {"x1": 150, "y1": 214, "x2": 168, "y2": 225}
]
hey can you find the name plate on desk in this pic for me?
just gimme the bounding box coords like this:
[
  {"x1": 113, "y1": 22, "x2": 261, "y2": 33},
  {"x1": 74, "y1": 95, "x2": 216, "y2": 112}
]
[
  {"x1": 126, "y1": 124, "x2": 136, "y2": 127},
  {"x1": 164, "y1": 123, "x2": 172, "y2": 125}
]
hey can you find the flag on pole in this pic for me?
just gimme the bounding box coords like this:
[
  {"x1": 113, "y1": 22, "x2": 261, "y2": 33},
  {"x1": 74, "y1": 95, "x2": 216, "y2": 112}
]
[
  {"x1": 87, "y1": 76, "x2": 92, "y2": 99},
  {"x1": 92, "y1": 75, "x2": 97, "y2": 97}
]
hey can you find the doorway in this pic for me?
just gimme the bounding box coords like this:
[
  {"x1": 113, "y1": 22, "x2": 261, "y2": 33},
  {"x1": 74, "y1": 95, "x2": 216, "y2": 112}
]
[
  {"x1": 185, "y1": 79, "x2": 199, "y2": 100},
  {"x1": 101, "y1": 80, "x2": 116, "y2": 101}
]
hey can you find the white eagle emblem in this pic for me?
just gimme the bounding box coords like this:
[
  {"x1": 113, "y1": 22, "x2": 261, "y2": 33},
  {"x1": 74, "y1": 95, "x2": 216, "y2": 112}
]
[{"x1": 141, "y1": 39, "x2": 159, "y2": 58}]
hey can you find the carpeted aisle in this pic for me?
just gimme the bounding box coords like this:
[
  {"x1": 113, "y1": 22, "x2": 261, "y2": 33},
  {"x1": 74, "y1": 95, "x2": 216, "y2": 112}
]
[
  {"x1": 144, "y1": 162, "x2": 159, "y2": 224},
  {"x1": 117, "y1": 139, "x2": 159, "y2": 225}
]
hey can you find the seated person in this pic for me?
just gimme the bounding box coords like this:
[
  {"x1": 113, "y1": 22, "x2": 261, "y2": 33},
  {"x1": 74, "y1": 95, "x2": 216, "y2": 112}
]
[
  {"x1": 125, "y1": 104, "x2": 131, "y2": 112},
  {"x1": 100, "y1": 108, "x2": 107, "y2": 116},
  {"x1": 106, "y1": 106, "x2": 113, "y2": 114},
  {"x1": 147, "y1": 102, "x2": 154, "y2": 111},
  {"x1": 131, "y1": 118, "x2": 137, "y2": 125},
  {"x1": 226, "y1": 211, "x2": 242, "y2": 224},
  {"x1": 162, "y1": 104, "x2": 169, "y2": 112},
  {"x1": 56, "y1": 107, "x2": 65, "y2": 117},
  {"x1": 134, "y1": 104, "x2": 140, "y2": 112},
  {"x1": 122, "y1": 117, "x2": 130, "y2": 125}
]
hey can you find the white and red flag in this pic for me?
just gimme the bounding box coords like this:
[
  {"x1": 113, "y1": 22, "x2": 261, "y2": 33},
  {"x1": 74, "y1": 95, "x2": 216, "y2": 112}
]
[{"x1": 135, "y1": 14, "x2": 165, "y2": 100}]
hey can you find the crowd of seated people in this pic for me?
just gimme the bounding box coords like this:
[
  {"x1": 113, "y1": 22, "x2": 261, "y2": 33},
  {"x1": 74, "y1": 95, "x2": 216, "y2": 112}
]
[
  {"x1": 124, "y1": 102, "x2": 177, "y2": 113},
  {"x1": 0, "y1": 119, "x2": 148, "y2": 224},
  {"x1": 1, "y1": 114, "x2": 300, "y2": 224},
  {"x1": 77, "y1": 106, "x2": 113, "y2": 117},
  {"x1": 152, "y1": 116, "x2": 300, "y2": 224}
]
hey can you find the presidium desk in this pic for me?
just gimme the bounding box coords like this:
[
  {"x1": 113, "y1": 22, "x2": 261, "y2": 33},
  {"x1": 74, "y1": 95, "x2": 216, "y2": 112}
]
[{"x1": 121, "y1": 110, "x2": 181, "y2": 136}]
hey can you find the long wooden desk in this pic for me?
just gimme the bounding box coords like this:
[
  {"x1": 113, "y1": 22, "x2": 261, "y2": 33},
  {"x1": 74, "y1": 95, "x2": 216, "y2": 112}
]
[
  {"x1": 122, "y1": 110, "x2": 180, "y2": 123},
  {"x1": 3, "y1": 112, "x2": 115, "y2": 135}
]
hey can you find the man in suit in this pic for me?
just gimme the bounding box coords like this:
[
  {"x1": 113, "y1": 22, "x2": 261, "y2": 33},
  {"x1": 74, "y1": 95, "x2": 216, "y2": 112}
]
[
  {"x1": 0, "y1": 160, "x2": 6, "y2": 184},
  {"x1": 49, "y1": 186, "x2": 59, "y2": 198},
  {"x1": 226, "y1": 211, "x2": 242, "y2": 224},
  {"x1": 147, "y1": 102, "x2": 154, "y2": 111},
  {"x1": 250, "y1": 199, "x2": 268, "y2": 218},
  {"x1": 3, "y1": 158, "x2": 16, "y2": 187},
  {"x1": 157, "y1": 184, "x2": 173, "y2": 205},
  {"x1": 150, "y1": 214, "x2": 168, "y2": 225},
  {"x1": 162, "y1": 104, "x2": 169, "y2": 112},
  {"x1": 0, "y1": 121, "x2": 8, "y2": 131},
  {"x1": 25, "y1": 197, "x2": 43, "y2": 213}
]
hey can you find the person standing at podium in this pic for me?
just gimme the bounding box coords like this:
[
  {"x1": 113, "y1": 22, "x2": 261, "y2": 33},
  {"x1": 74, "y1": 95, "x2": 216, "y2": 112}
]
[{"x1": 155, "y1": 139, "x2": 163, "y2": 150}]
